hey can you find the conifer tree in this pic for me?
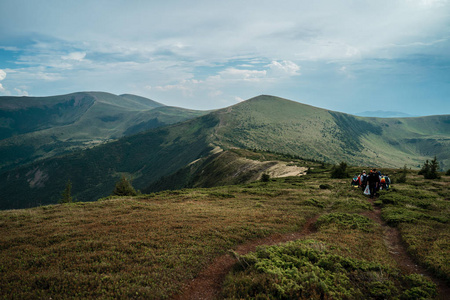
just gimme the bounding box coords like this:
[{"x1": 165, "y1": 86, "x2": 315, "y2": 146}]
[
  {"x1": 418, "y1": 160, "x2": 430, "y2": 176},
  {"x1": 425, "y1": 156, "x2": 441, "y2": 179},
  {"x1": 419, "y1": 157, "x2": 441, "y2": 179},
  {"x1": 59, "y1": 180, "x2": 73, "y2": 204},
  {"x1": 112, "y1": 175, "x2": 137, "y2": 196}
]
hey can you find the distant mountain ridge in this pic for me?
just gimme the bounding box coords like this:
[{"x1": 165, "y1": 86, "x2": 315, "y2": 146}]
[
  {"x1": 0, "y1": 94, "x2": 449, "y2": 210},
  {"x1": 0, "y1": 92, "x2": 207, "y2": 171},
  {"x1": 355, "y1": 110, "x2": 415, "y2": 118}
]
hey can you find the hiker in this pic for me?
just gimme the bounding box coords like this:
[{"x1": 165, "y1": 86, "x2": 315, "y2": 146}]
[
  {"x1": 367, "y1": 169, "x2": 379, "y2": 198},
  {"x1": 381, "y1": 174, "x2": 391, "y2": 190},
  {"x1": 351, "y1": 174, "x2": 359, "y2": 187},
  {"x1": 359, "y1": 170, "x2": 367, "y2": 189},
  {"x1": 380, "y1": 174, "x2": 385, "y2": 190}
]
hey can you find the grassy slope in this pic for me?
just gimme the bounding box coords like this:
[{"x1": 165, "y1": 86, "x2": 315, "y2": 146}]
[
  {"x1": 0, "y1": 95, "x2": 448, "y2": 210},
  {"x1": 212, "y1": 95, "x2": 450, "y2": 169},
  {"x1": 0, "y1": 92, "x2": 207, "y2": 171},
  {"x1": 359, "y1": 116, "x2": 450, "y2": 169},
  {"x1": 1, "y1": 162, "x2": 447, "y2": 299},
  {"x1": 0, "y1": 114, "x2": 218, "y2": 209}
]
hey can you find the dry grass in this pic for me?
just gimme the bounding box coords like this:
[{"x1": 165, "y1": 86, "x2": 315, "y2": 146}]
[{"x1": 1, "y1": 171, "x2": 448, "y2": 299}]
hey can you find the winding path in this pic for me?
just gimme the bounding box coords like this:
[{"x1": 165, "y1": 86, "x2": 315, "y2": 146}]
[
  {"x1": 363, "y1": 198, "x2": 450, "y2": 300},
  {"x1": 173, "y1": 216, "x2": 319, "y2": 300},
  {"x1": 173, "y1": 198, "x2": 449, "y2": 299}
]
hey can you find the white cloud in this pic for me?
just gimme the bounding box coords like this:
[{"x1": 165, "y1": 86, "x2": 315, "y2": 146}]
[
  {"x1": 14, "y1": 88, "x2": 29, "y2": 96},
  {"x1": 0, "y1": 83, "x2": 4, "y2": 92},
  {"x1": 217, "y1": 68, "x2": 267, "y2": 82},
  {"x1": 235, "y1": 96, "x2": 244, "y2": 102},
  {"x1": 267, "y1": 60, "x2": 300, "y2": 76},
  {"x1": 61, "y1": 51, "x2": 86, "y2": 61},
  {"x1": 0, "y1": 69, "x2": 6, "y2": 81}
]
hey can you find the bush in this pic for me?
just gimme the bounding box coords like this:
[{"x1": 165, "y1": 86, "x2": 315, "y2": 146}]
[
  {"x1": 112, "y1": 175, "x2": 137, "y2": 196},
  {"x1": 319, "y1": 184, "x2": 331, "y2": 189},
  {"x1": 331, "y1": 162, "x2": 349, "y2": 179},
  {"x1": 260, "y1": 173, "x2": 270, "y2": 182},
  {"x1": 446, "y1": 169, "x2": 450, "y2": 176}
]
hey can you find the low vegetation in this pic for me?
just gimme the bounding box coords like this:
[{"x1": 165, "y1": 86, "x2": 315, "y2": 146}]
[
  {"x1": 0, "y1": 158, "x2": 448, "y2": 299},
  {"x1": 223, "y1": 240, "x2": 436, "y2": 299},
  {"x1": 376, "y1": 174, "x2": 450, "y2": 283}
]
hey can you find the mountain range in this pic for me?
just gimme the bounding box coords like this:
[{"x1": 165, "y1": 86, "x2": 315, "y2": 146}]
[
  {"x1": 354, "y1": 110, "x2": 415, "y2": 118},
  {"x1": 0, "y1": 94, "x2": 449, "y2": 210},
  {"x1": 0, "y1": 92, "x2": 207, "y2": 171}
]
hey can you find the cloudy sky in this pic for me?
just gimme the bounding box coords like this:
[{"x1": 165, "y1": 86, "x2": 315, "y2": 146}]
[{"x1": 1, "y1": 0, "x2": 449, "y2": 115}]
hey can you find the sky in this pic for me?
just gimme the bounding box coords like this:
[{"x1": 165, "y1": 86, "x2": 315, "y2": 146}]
[{"x1": 0, "y1": 0, "x2": 449, "y2": 116}]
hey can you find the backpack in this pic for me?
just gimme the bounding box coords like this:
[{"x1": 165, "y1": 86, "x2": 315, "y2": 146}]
[{"x1": 361, "y1": 174, "x2": 367, "y2": 185}]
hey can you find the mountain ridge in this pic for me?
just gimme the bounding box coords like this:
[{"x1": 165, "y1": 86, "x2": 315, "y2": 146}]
[
  {"x1": 0, "y1": 94, "x2": 449, "y2": 210},
  {"x1": 0, "y1": 92, "x2": 208, "y2": 171}
]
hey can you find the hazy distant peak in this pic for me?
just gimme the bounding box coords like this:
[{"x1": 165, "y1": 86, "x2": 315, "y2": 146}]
[{"x1": 355, "y1": 110, "x2": 415, "y2": 118}]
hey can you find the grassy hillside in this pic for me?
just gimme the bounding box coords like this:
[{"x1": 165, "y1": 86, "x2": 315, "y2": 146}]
[
  {"x1": 0, "y1": 114, "x2": 219, "y2": 209},
  {"x1": 211, "y1": 95, "x2": 450, "y2": 169},
  {"x1": 0, "y1": 95, "x2": 448, "y2": 210},
  {"x1": 0, "y1": 92, "x2": 207, "y2": 171},
  {"x1": 1, "y1": 164, "x2": 448, "y2": 299}
]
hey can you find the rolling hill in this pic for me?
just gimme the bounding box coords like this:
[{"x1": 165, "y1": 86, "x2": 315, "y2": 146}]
[
  {"x1": 0, "y1": 92, "x2": 207, "y2": 171},
  {"x1": 0, "y1": 95, "x2": 449, "y2": 210}
]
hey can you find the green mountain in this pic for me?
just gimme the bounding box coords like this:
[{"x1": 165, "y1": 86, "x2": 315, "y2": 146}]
[
  {"x1": 1, "y1": 95, "x2": 449, "y2": 210},
  {"x1": 0, "y1": 92, "x2": 207, "y2": 171}
]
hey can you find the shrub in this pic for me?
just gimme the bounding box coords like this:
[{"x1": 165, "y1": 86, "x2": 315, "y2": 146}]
[
  {"x1": 446, "y1": 169, "x2": 450, "y2": 176},
  {"x1": 112, "y1": 175, "x2": 137, "y2": 196},
  {"x1": 331, "y1": 162, "x2": 349, "y2": 179},
  {"x1": 319, "y1": 184, "x2": 331, "y2": 189},
  {"x1": 261, "y1": 173, "x2": 270, "y2": 182}
]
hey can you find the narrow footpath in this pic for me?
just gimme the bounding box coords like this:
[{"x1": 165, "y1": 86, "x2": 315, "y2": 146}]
[
  {"x1": 173, "y1": 216, "x2": 319, "y2": 300},
  {"x1": 362, "y1": 197, "x2": 450, "y2": 300},
  {"x1": 173, "y1": 198, "x2": 449, "y2": 300}
]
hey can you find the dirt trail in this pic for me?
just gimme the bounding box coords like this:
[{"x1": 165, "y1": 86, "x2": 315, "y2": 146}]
[
  {"x1": 173, "y1": 198, "x2": 449, "y2": 300},
  {"x1": 362, "y1": 197, "x2": 450, "y2": 300},
  {"x1": 172, "y1": 216, "x2": 319, "y2": 300}
]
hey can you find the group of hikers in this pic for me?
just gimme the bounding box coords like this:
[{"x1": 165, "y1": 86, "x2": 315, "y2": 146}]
[{"x1": 351, "y1": 169, "x2": 391, "y2": 198}]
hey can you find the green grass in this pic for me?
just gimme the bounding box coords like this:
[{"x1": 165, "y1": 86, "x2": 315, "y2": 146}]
[
  {"x1": 0, "y1": 161, "x2": 448, "y2": 298},
  {"x1": 223, "y1": 240, "x2": 436, "y2": 299},
  {"x1": 377, "y1": 175, "x2": 450, "y2": 283}
]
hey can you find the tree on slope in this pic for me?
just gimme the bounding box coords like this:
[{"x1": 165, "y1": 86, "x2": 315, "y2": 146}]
[
  {"x1": 112, "y1": 175, "x2": 137, "y2": 196},
  {"x1": 419, "y1": 156, "x2": 441, "y2": 179},
  {"x1": 59, "y1": 180, "x2": 73, "y2": 204}
]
